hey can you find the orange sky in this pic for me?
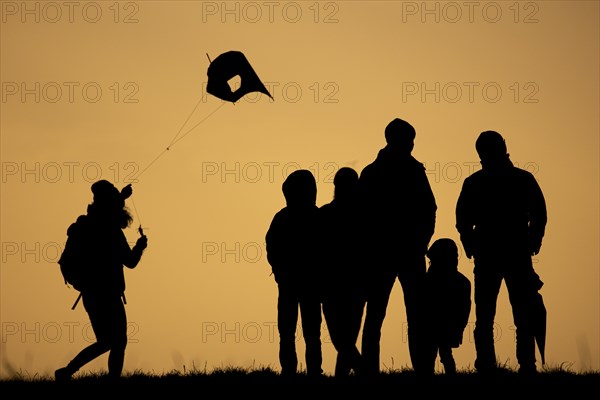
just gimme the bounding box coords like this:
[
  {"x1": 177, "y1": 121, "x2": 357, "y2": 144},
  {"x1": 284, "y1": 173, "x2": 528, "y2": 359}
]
[{"x1": 1, "y1": 1, "x2": 599, "y2": 377}]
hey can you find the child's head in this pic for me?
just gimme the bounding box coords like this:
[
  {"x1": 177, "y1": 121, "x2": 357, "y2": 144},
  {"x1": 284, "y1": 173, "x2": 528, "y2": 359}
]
[
  {"x1": 282, "y1": 169, "x2": 317, "y2": 207},
  {"x1": 426, "y1": 238, "x2": 459, "y2": 272}
]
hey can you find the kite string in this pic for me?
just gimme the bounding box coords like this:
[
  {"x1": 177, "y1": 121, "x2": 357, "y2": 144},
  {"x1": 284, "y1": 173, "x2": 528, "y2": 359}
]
[
  {"x1": 131, "y1": 100, "x2": 227, "y2": 183},
  {"x1": 126, "y1": 100, "x2": 228, "y2": 225},
  {"x1": 169, "y1": 101, "x2": 227, "y2": 147},
  {"x1": 166, "y1": 96, "x2": 205, "y2": 149},
  {"x1": 129, "y1": 196, "x2": 142, "y2": 227}
]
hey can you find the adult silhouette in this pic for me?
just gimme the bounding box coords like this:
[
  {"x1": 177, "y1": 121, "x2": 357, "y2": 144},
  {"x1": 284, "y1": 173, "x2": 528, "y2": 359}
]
[
  {"x1": 265, "y1": 169, "x2": 323, "y2": 377},
  {"x1": 319, "y1": 167, "x2": 366, "y2": 377},
  {"x1": 424, "y1": 238, "x2": 471, "y2": 374},
  {"x1": 358, "y1": 118, "x2": 437, "y2": 376},
  {"x1": 55, "y1": 180, "x2": 148, "y2": 381},
  {"x1": 456, "y1": 130, "x2": 547, "y2": 374}
]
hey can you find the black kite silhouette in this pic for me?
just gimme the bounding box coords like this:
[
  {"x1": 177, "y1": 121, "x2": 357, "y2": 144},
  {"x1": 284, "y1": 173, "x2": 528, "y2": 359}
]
[{"x1": 206, "y1": 51, "x2": 273, "y2": 103}]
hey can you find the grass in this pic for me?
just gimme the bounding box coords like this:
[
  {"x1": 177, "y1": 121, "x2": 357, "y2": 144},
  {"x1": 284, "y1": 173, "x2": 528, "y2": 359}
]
[{"x1": 1, "y1": 362, "x2": 598, "y2": 397}]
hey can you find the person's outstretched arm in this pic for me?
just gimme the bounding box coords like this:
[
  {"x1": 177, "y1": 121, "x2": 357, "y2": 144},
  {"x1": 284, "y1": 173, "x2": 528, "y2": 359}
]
[{"x1": 122, "y1": 231, "x2": 148, "y2": 269}]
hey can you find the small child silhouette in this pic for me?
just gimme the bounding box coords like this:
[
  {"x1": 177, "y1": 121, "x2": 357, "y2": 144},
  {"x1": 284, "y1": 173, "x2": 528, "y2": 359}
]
[{"x1": 425, "y1": 238, "x2": 471, "y2": 374}]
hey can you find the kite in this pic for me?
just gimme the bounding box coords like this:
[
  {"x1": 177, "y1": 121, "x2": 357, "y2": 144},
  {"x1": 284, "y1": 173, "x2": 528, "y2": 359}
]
[
  {"x1": 125, "y1": 50, "x2": 272, "y2": 226},
  {"x1": 135, "y1": 50, "x2": 272, "y2": 178},
  {"x1": 206, "y1": 50, "x2": 273, "y2": 103}
]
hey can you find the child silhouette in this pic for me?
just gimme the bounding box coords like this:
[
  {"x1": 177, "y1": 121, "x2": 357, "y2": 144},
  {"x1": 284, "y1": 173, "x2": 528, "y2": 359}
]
[{"x1": 425, "y1": 238, "x2": 471, "y2": 374}]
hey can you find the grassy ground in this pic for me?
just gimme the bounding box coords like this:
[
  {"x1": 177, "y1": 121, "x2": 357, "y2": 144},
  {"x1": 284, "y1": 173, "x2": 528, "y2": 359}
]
[{"x1": 1, "y1": 364, "x2": 599, "y2": 397}]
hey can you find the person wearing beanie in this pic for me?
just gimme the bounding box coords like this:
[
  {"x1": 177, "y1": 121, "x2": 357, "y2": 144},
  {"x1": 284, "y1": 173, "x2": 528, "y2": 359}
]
[{"x1": 55, "y1": 180, "x2": 148, "y2": 381}]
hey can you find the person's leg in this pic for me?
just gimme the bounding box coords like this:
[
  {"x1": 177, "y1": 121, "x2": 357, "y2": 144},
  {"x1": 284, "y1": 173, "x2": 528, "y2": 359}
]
[
  {"x1": 56, "y1": 342, "x2": 110, "y2": 380},
  {"x1": 473, "y1": 260, "x2": 503, "y2": 373},
  {"x1": 107, "y1": 296, "x2": 128, "y2": 379},
  {"x1": 398, "y1": 256, "x2": 431, "y2": 375},
  {"x1": 505, "y1": 258, "x2": 541, "y2": 374},
  {"x1": 323, "y1": 299, "x2": 349, "y2": 376},
  {"x1": 277, "y1": 283, "x2": 299, "y2": 376},
  {"x1": 56, "y1": 293, "x2": 111, "y2": 380},
  {"x1": 361, "y1": 270, "x2": 396, "y2": 375},
  {"x1": 299, "y1": 295, "x2": 323, "y2": 376},
  {"x1": 346, "y1": 296, "x2": 366, "y2": 376},
  {"x1": 439, "y1": 346, "x2": 456, "y2": 375},
  {"x1": 331, "y1": 296, "x2": 360, "y2": 377}
]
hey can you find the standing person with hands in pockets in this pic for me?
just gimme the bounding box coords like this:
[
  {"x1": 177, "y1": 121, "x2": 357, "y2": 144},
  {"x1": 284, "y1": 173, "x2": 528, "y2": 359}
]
[
  {"x1": 359, "y1": 118, "x2": 438, "y2": 376},
  {"x1": 456, "y1": 131, "x2": 547, "y2": 375}
]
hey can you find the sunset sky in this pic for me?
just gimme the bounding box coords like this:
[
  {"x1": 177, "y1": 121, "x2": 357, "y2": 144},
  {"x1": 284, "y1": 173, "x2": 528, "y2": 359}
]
[{"x1": 1, "y1": 1, "x2": 599, "y2": 378}]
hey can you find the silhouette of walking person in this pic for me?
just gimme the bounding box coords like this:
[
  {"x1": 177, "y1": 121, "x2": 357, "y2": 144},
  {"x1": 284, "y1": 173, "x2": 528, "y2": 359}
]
[
  {"x1": 55, "y1": 180, "x2": 148, "y2": 381},
  {"x1": 265, "y1": 169, "x2": 323, "y2": 377},
  {"x1": 456, "y1": 131, "x2": 547, "y2": 375},
  {"x1": 424, "y1": 238, "x2": 471, "y2": 375},
  {"x1": 358, "y1": 118, "x2": 437, "y2": 376},
  {"x1": 319, "y1": 167, "x2": 366, "y2": 378}
]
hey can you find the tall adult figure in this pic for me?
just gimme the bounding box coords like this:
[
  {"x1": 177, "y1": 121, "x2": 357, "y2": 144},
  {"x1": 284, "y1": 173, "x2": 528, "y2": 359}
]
[
  {"x1": 456, "y1": 130, "x2": 547, "y2": 374},
  {"x1": 359, "y1": 118, "x2": 437, "y2": 376}
]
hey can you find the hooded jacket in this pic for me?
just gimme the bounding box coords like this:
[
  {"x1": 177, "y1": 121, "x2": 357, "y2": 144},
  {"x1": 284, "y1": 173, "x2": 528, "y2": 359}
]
[{"x1": 265, "y1": 170, "x2": 320, "y2": 290}]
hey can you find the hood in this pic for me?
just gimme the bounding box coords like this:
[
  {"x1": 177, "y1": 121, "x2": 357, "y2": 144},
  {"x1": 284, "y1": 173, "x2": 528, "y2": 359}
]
[{"x1": 282, "y1": 169, "x2": 317, "y2": 207}]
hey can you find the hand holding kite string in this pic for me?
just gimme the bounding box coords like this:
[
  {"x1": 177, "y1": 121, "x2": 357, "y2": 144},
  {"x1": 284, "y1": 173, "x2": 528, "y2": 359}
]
[{"x1": 126, "y1": 50, "x2": 272, "y2": 224}]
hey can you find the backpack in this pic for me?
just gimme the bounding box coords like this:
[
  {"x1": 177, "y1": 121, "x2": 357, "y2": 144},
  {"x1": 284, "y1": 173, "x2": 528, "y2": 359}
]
[{"x1": 58, "y1": 215, "x2": 91, "y2": 309}]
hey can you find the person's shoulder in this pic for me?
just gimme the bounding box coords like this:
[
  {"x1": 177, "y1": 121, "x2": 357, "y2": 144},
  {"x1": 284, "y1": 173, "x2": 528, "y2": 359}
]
[
  {"x1": 269, "y1": 207, "x2": 289, "y2": 223},
  {"x1": 273, "y1": 206, "x2": 318, "y2": 221},
  {"x1": 507, "y1": 166, "x2": 543, "y2": 192},
  {"x1": 512, "y1": 165, "x2": 537, "y2": 181},
  {"x1": 456, "y1": 271, "x2": 472, "y2": 286},
  {"x1": 409, "y1": 156, "x2": 426, "y2": 170},
  {"x1": 461, "y1": 168, "x2": 485, "y2": 186},
  {"x1": 307, "y1": 205, "x2": 321, "y2": 218},
  {"x1": 66, "y1": 215, "x2": 89, "y2": 236},
  {"x1": 274, "y1": 207, "x2": 289, "y2": 218},
  {"x1": 318, "y1": 202, "x2": 337, "y2": 220},
  {"x1": 468, "y1": 167, "x2": 485, "y2": 179},
  {"x1": 319, "y1": 202, "x2": 334, "y2": 211},
  {"x1": 359, "y1": 162, "x2": 375, "y2": 179}
]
